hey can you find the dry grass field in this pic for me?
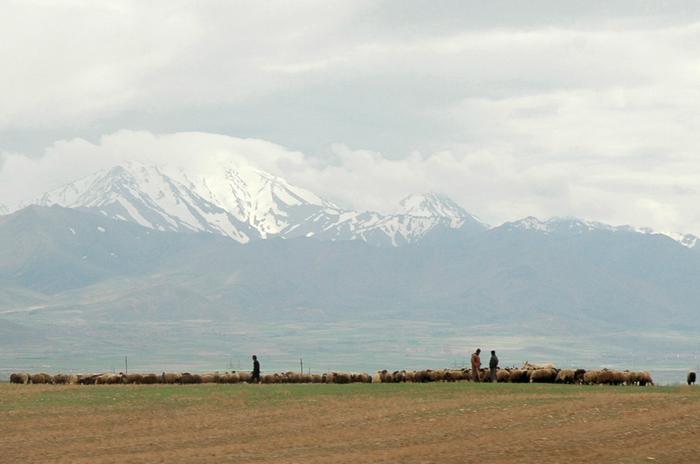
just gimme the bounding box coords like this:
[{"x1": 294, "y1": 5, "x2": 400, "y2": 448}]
[{"x1": 1, "y1": 382, "x2": 699, "y2": 463}]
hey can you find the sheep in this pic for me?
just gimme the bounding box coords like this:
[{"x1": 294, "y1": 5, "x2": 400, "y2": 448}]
[
  {"x1": 311, "y1": 374, "x2": 323, "y2": 383},
  {"x1": 10, "y1": 373, "x2": 30, "y2": 384},
  {"x1": 30, "y1": 373, "x2": 53, "y2": 384},
  {"x1": 77, "y1": 374, "x2": 99, "y2": 385},
  {"x1": 178, "y1": 372, "x2": 198, "y2": 384},
  {"x1": 238, "y1": 371, "x2": 252, "y2": 383},
  {"x1": 583, "y1": 370, "x2": 600, "y2": 385},
  {"x1": 371, "y1": 372, "x2": 382, "y2": 383},
  {"x1": 412, "y1": 370, "x2": 431, "y2": 383},
  {"x1": 200, "y1": 373, "x2": 218, "y2": 383},
  {"x1": 122, "y1": 373, "x2": 143, "y2": 384},
  {"x1": 611, "y1": 371, "x2": 626, "y2": 386},
  {"x1": 529, "y1": 368, "x2": 558, "y2": 383},
  {"x1": 496, "y1": 369, "x2": 511, "y2": 383},
  {"x1": 222, "y1": 372, "x2": 240, "y2": 384},
  {"x1": 443, "y1": 369, "x2": 464, "y2": 382},
  {"x1": 52, "y1": 374, "x2": 69, "y2": 385},
  {"x1": 688, "y1": 372, "x2": 696, "y2": 386},
  {"x1": 479, "y1": 368, "x2": 492, "y2": 383},
  {"x1": 637, "y1": 371, "x2": 654, "y2": 386},
  {"x1": 333, "y1": 372, "x2": 351, "y2": 384},
  {"x1": 161, "y1": 372, "x2": 181, "y2": 384},
  {"x1": 138, "y1": 373, "x2": 157, "y2": 384},
  {"x1": 523, "y1": 361, "x2": 556, "y2": 370},
  {"x1": 95, "y1": 373, "x2": 121, "y2": 385},
  {"x1": 352, "y1": 373, "x2": 371, "y2": 383},
  {"x1": 555, "y1": 369, "x2": 575, "y2": 384},
  {"x1": 508, "y1": 369, "x2": 530, "y2": 383},
  {"x1": 429, "y1": 370, "x2": 446, "y2": 382}
]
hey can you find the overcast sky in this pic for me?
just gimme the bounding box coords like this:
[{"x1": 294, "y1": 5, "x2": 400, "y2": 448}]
[{"x1": 2, "y1": 1, "x2": 700, "y2": 232}]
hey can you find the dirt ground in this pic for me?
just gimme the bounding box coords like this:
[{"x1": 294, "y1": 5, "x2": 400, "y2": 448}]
[{"x1": 1, "y1": 382, "x2": 699, "y2": 463}]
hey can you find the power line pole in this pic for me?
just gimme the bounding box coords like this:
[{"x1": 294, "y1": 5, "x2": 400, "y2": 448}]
[{"x1": 125, "y1": 356, "x2": 128, "y2": 375}]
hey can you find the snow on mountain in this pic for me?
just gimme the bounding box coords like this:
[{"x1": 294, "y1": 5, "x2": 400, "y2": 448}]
[
  {"x1": 164, "y1": 162, "x2": 341, "y2": 238},
  {"x1": 26, "y1": 161, "x2": 700, "y2": 249},
  {"x1": 498, "y1": 216, "x2": 700, "y2": 249},
  {"x1": 28, "y1": 162, "x2": 488, "y2": 246},
  {"x1": 295, "y1": 193, "x2": 488, "y2": 246},
  {"x1": 663, "y1": 232, "x2": 698, "y2": 249},
  {"x1": 398, "y1": 193, "x2": 470, "y2": 220},
  {"x1": 0, "y1": 203, "x2": 7, "y2": 215},
  {"x1": 35, "y1": 161, "x2": 257, "y2": 243},
  {"x1": 501, "y1": 216, "x2": 614, "y2": 234}
]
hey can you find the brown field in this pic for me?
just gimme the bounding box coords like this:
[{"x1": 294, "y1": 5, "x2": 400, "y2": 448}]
[{"x1": 1, "y1": 382, "x2": 699, "y2": 463}]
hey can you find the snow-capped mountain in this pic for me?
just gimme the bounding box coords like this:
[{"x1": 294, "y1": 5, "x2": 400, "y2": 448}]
[
  {"x1": 660, "y1": 232, "x2": 698, "y2": 249},
  {"x1": 499, "y1": 216, "x2": 615, "y2": 234},
  {"x1": 21, "y1": 161, "x2": 699, "y2": 249},
  {"x1": 165, "y1": 162, "x2": 342, "y2": 238},
  {"x1": 28, "y1": 161, "x2": 485, "y2": 245},
  {"x1": 0, "y1": 203, "x2": 8, "y2": 215},
  {"x1": 497, "y1": 216, "x2": 699, "y2": 249},
  {"x1": 35, "y1": 161, "x2": 258, "y2": 243}
]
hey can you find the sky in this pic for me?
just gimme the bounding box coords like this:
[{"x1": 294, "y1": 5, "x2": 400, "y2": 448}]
[{"x1": 2, "y1": 0, "x2": 700, "y2": 232}]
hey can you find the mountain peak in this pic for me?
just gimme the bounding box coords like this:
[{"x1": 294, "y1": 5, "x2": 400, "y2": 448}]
[{"x1": 397, "y1": 192, "x2": 470, "y2": 219}]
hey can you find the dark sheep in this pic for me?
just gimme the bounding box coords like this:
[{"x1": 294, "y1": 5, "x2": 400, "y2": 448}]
[
  {"x1": 10, "y1": 373, "x2": 31, "y2": 384},
  {"x1": 508, "y1": 369, "x2": 530, "y2": 383}
]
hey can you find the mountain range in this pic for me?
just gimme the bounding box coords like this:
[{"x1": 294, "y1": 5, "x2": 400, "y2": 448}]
[{"x1": 1, "y1": 161, "x2": 699, "y2": 377}]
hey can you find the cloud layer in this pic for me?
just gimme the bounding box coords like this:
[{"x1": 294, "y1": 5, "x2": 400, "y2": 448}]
[
  {"x1": 2, "y1": 2, "x2": 700, "y2": 232},
  {"x1": 2, "y1": 129, "x2": 700, "y2": 235}
]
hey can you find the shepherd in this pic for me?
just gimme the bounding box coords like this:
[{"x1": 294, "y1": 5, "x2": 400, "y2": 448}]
[
  {"x1": 251, "y1": 355, "x2": 261, "y2": 384},
  {"x1": 489, "y1": 350, "x2": 499, "y2": 383},
  {"x1": 471, "y1": 348, "x2": 481, "y2": 383}
]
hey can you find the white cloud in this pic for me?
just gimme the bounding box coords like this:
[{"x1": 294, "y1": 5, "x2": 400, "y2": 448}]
[
  {"x1": 3, "y1": 130, "x2": 700, "y2": 236},
  {"x1": 3, "y1": 3, "x2": 700, "y2": 233}
]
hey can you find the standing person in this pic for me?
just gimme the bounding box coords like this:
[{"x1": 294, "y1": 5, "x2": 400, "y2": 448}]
[
  {"x1": 489, "y1": 350, "x2": 499, "y2": 383},
  {"x1": 251, "y1": 355, "x2": 261, "y2": 384},
  {"x1": 471, "y1": 348, "x2": 481, "y2": 382}
]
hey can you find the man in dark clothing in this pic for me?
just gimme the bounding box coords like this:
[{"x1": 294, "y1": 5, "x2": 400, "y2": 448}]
[
  {"x1": 251, "y1": 355, "x2": 261, "y2": 383},
  {"x1": 489, "y1": 350, "x2": 499, "y2": 383}
]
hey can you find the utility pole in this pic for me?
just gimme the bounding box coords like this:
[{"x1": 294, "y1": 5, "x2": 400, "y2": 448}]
[
  {"x1": 125, "y1": 356, "x2": 128, "y2": 375},
  {"x1": 300, "y1": 357, "x2": 303, "y2": 375}
]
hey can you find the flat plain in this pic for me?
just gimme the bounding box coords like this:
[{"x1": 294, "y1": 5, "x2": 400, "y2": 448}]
[{"x1": 1, "y1": 382, "x2": 699, "y2": 463}]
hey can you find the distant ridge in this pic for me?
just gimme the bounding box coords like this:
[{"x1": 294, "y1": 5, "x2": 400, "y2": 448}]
[{"x1": 10, "y1": 160, "x2": 697, "y2": 249}]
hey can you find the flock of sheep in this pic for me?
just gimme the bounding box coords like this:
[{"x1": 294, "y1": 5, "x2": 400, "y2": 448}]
[{"x1": 9, "y1": 363, "x2": 655, "y2": 386}]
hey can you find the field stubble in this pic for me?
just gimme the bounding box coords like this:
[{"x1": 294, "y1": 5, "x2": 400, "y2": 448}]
[{"x1": 1, "y1": 382, "x2": 699, "y2": 463}]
